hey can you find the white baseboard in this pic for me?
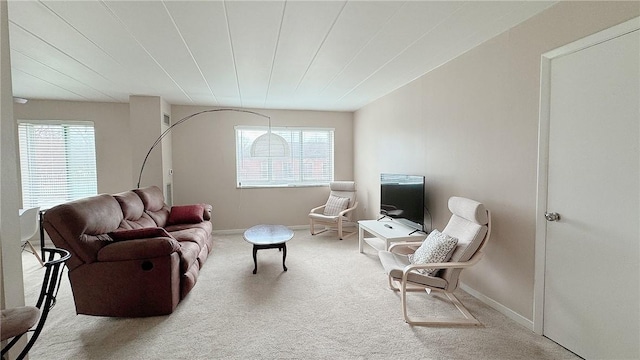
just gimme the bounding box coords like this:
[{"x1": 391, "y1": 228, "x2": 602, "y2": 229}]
[
  {"x1": 460, "y1": 283, "x2": 534, "y2": 331},
  {"x1": 211, "y1": 229, "x2": 243, "y2": 235},
  {"x1": 212, "y1": 222, "x2": 359, "y2": 236},
  {"x1": 213, "y1": 225, "x2": 309, "y2": 235}
]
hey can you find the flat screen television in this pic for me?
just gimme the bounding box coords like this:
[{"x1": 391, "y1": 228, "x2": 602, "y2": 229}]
[{"x1": 380, "y1": 173, "x2": 425, "y2": 232}]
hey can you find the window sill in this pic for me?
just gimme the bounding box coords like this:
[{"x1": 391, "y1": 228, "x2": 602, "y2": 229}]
[{"x1": 236, "y1": 183, "x2": 329, "y2": 189}]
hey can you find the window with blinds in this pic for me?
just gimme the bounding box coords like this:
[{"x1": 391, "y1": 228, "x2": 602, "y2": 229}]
[
  {"x1": 235, "y1": 126, "x2": 334, "y2": 188},
  {"x1": 18, "y1": 121, "x2": 98, "y2": 209}
]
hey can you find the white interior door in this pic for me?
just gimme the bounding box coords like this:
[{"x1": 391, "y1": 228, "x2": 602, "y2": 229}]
[{"x1": 543, "y1": 27, "x2": 639, "y2": 359}]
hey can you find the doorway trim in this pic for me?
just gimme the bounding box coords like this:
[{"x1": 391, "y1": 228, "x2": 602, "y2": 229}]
[{"x1": 533, "y1": 16, "x2": 640, "y2": 335}]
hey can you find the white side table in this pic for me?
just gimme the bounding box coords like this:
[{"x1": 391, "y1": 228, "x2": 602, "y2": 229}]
[{"x1": 358, "y1": 219, "x2": 426, "y2": 253}]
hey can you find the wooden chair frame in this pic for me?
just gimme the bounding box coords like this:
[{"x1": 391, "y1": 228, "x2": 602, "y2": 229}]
[
  {"x1": 309, "y1": 202, "x2": 358, "y2": 240},
  {"x1": 387, "y1": 245, "x2": 486, "y2": 326},
  {"x1": 20, "y1": 240, "x2": 44, "y2": 267},
  {"x1": 386, "y1": 211, "x2": 491, "y2": 326},
  {"x1": 309, "y1": 181, "x2": 358, "y2": 240}
]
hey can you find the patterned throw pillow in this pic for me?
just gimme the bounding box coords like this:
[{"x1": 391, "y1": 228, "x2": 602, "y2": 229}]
[
  {"x1": 408, "y1": 230, "x2": 458, "y2": 276},
  {"x1": 323, "y1": 195, "x2": 350, "y2": 216}
]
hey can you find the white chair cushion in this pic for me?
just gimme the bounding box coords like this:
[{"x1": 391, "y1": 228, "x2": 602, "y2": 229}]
[
  {"x1": 323, "y1": 195, "x2": 349, "y2": 216},
  {"x1": 408, "y1": 230, "x2": 458, "y2": 275},
  {"x1": 379, "y1": 250, "x2": 449, "y2": 289},
  {"x1": 448, "y1": 196, "x2": 488, "y2": 225},
  {"x1": 308, "y1": 213, "x2": 341, "y2": 222},
  {"x1": 1, "y1": 306, "x2": 40, "y2": 341},
  {"x1": 330, "y1": 181, "x2": 356, "y2": 192}
]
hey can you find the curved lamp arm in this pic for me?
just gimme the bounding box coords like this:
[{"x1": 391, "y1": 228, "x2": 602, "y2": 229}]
[{"x1": 137, "y1": 108, "x2": 270, "y2": 188}]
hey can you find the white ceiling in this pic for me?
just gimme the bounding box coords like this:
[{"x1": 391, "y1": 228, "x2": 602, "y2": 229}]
[{"x1": 7, "y1": 1, "x2": 555, "y2": 112}]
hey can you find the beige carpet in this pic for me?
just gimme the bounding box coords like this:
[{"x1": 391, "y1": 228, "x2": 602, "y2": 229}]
[{"x1": 20, "y1": 230, "x2": 578, "y2": 360}]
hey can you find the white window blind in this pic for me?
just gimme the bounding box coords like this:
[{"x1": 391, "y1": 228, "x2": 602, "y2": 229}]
[
  {"x1": 18, "y1": 121, "x2": 98, "y2": 209},
  {"x1": 235, "y1": 126, "x2": 334, "y2": 188}
]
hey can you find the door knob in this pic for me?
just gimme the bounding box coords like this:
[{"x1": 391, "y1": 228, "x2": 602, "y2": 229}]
[{"x1": 544, "y1": 212, "x2": 561, "y2": 222}]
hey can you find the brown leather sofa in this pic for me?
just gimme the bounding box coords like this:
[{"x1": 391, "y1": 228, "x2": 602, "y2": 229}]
[{"x1": 43, "y1": 186, "x2": 213, "y2": 317}]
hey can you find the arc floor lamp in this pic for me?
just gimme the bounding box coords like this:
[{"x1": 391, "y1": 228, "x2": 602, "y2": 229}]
[{"x1": 136, "y1": 108, "x2": 287, "y2": 188}]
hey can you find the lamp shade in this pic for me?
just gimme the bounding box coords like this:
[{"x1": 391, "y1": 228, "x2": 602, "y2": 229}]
[{"x1": 250, "y1": 132, "x2": 290, "y2": 157}]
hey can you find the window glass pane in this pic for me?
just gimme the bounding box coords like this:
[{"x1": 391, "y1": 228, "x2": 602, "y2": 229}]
[
  {"x1": 302, "y1": 130, "x2": 333, "y2": 183},
  {"x1": 236, "y1": 129, "x2": 269, "y2": 185},
  {"x1": 235, "y1": 126, "x2": 334, "y2": 188},
  {"x1": 18, "y1": 121, "x2": 98, "y2": 209}
]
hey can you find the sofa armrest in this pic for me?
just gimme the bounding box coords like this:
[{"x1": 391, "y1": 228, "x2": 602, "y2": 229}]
[
  {"x1": 202, "y1": 204, "x2": 212, "y2": 221},
  {"x1": 97, "y1": 238, "x2": 180, "y2": 262}
]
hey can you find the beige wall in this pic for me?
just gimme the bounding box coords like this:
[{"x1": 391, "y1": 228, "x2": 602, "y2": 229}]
[
  {"x1": 354, "y1": 1, "x2": 639, "y2": 322},
  {"x1": 160, "y1": 99, "x2": 172, "y2": 204},
  {"x1": 12, "y1": 101, "x2": 353, "y2": 231},
  {"x1": 14, "y1": 100, "x2": 133, "y2": 194},
  {"x1": 130, "y1": 95, "x2": 173, "y2": 193},
  {"x1": 170, "y1": 106, "x2": 353, "y2": 230}
]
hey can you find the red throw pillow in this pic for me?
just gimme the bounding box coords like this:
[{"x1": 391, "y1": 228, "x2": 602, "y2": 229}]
[
  {"x1": 167, "y1": 204, "x2": 205, "y2": 225},
  {"x1": 108, "y1": 227, "x2": 173, "y2": 242}
]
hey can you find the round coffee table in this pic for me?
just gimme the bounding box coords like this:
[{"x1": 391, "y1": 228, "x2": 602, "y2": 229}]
[{"x1": 243, "y1": 224, "x2": 294, "y2": 274}]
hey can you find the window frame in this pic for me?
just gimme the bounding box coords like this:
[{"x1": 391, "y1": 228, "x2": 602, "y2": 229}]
[
  {"x1": 235, "y1": 125, "x2": 335, "y2": 189},
  {"x1": 17, "y1": 120, "x2": 98, "y2": 209}
]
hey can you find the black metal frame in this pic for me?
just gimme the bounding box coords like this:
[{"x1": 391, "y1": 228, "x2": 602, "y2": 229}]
[
  {"x1": 1, "y1": 247, "x2": 70, "y2": 360},
  {"x1": 38, "y1": 209, "x2": 46, "y2": 261}
]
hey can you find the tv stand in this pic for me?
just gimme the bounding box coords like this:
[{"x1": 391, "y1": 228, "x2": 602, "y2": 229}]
[{"x1": 358, "y1": 219, "x2": 426, "y2": 253}]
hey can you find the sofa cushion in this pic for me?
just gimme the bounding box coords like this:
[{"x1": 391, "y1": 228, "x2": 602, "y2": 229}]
[
  {"x1": 167, "y1": 204, "x2": 205, "y2": 225},
  {"x1": 165, "y1": 221, "x2": 213, "y2": 235},
  {"x1": 169, "y1": 225, "x2": 213, "y2": 256},
  {"x1": 133, "y1": 186, "x2": 166, "y2": 211},
  {"x1": 1, "y1": 306, "x2": 40, "y2": 340},
  {"x1": 108, "y1": 227, "x2": 173, "y2": 242},
  {"x1": 168, "y1": 227, "x2": 208, "y2": 250},
  {"x1": 114, "y1": 190, "x2": 156, "y2": 229},
  {"x1": 133, "y1": 186, "x2": 170, "y2": 227},
  {"x1": 114, "y1": 191, "x2": 144, "y2": 220}
]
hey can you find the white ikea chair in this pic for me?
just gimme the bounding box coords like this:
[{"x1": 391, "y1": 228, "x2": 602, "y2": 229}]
[
  {"x1": 19, "y1": 207, "x2": 43, "y2": 266},
  {"x1": 378, "y1": 196, "x2": 491, "y2": 326},
  {"x1": 309, "y1": 181, "x2": 358, "y2": 240}
]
